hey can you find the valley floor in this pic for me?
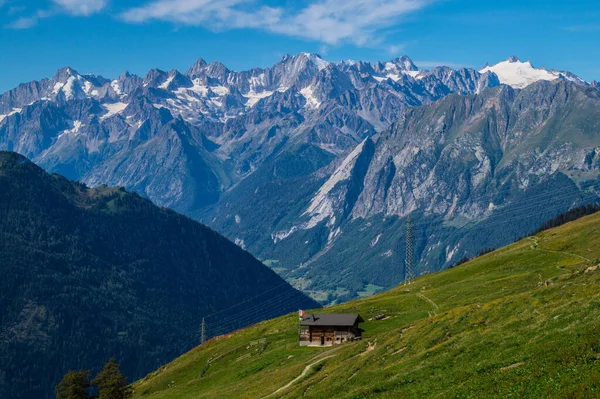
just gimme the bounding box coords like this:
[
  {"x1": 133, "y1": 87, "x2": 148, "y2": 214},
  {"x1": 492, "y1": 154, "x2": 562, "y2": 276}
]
[{"x1": 132, "y1": 212, "x2": 600, "y2": 398}]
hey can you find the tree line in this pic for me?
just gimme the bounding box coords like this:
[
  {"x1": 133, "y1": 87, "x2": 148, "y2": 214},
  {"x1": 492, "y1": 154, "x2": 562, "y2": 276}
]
[
  {"x1": 56, "y1": 358, "x2": 131, "y2": 399},
  {"x1": 533, "y1": 204, "x2": 600, "y2": 234}
]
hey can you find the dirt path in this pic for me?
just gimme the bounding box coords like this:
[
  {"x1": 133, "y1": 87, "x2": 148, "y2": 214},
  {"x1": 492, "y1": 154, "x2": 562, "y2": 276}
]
[
  {"x1": 527, "y1": 237, "x2": 590, "y2": 262},
  {"x1": 262, "y1": 354, "x2": 337, "y2": 398},
  {"x1": 417, "y1": 292, "x2": 439, "y2": 316}
]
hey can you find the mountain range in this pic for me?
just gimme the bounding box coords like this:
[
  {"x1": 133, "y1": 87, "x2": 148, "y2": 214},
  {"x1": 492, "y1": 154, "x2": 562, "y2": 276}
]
[
  {"x1": 206, "y1": 79, "x2": 600, "y2": 302},
  {"x1": 0, "y1": 151, "x2": 318, "y2": 399},
  {"x1": 1, "y1": 53, "x2": 599, "y2": 303}
]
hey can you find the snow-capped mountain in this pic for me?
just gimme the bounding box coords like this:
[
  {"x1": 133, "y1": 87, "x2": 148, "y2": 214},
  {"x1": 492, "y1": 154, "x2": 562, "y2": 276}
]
[
  {"x1": 480, "y1": 56, "x2": 588, "y2": 89},
  {"x1": 0, "y1": 53, "x2": 510, "y2": 201},
  {"x1": 0, "y1": 53, "x2": 597, "y2": 303}
]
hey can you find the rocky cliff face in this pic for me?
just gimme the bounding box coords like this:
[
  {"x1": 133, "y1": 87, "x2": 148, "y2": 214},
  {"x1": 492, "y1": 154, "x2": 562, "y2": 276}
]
[
  {"x1": 0, "y1": 53, "x2": 505, "y2": 214},
  {"x1": 206, "y1": 80, "x2": 600, "y2": 303},
  {"x1": 1, "y1": 54, "x2": 596, "y2": 303}
]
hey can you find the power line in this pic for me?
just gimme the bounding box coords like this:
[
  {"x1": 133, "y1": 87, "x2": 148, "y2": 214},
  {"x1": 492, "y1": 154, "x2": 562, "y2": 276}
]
[
  {"x1": 291, "y1": 183, "x2": 598, "y2": 280},
  {"x1": 139, "y1": 190, "x2": 600, "y2": 368}
]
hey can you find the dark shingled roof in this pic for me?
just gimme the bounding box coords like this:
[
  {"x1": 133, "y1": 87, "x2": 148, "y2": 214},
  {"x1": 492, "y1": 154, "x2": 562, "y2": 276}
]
[{"x1": 300, "y1": 314, "x2": 364, "y2": 327}]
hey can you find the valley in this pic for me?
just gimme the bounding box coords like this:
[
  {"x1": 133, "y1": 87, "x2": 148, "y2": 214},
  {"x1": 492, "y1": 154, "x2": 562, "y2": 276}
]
[
  {"x1": 2, "y1": 2, "x2": 600, "y2": 398},
  {"x1": 2, "y1": 54, "x2": 598, "y2": 304}
]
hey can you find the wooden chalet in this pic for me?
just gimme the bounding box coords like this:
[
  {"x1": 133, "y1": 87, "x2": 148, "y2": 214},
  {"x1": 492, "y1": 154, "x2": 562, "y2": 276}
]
[{"x1": 299, "y1": 314, "x2": 364, "y2": 346}]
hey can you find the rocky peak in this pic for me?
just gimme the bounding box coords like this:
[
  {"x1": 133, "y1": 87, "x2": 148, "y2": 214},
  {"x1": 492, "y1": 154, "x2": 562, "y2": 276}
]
[
  {"x1": 52, "y1": 67, "x2": 81, "y2": 83},
  {"x1": 390, "y1": 55, "x2": 418, "y2": 71},
  {"x1": 272, "y1": 53, "x2": 332, "y2": 90},
  {"x1": 163, "y1": 69, "x2": 193, "y2": 90},
  {"x1": 119, "y1": 71, "x2": 132, "y2": 81},
  {"x1": 205, "y1": 62, "x2": 230, "y2": 80},
  {"x1": 186, "y1": 58, "x2": 209, "y2": 78},
  {"x1": 143, "y1": 69, "x2": 168, "y2": 87}
]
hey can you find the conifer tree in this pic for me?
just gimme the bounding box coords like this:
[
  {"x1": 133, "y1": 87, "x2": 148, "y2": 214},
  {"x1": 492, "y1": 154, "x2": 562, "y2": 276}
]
[
  {"x1": 91, "y1": 359, "x2": 132, "y2": 399},
  {"x1": 56, "y1": 370, "x2": 91, "y2": 399}
]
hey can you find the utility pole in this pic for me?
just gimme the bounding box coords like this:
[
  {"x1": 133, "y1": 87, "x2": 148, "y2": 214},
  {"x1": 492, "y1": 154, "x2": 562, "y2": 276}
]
[
  {"x1": 405, "y1": 215, "x2": 415, "y2": 284},
  {"x1": 201, "y1": 318, "x2": 206, "y2": 344}
]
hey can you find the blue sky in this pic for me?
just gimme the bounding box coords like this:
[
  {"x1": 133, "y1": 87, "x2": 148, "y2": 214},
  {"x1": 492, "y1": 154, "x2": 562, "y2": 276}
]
[{"x1": 0, "y1": 0, "x2": 599, "y2": 92}]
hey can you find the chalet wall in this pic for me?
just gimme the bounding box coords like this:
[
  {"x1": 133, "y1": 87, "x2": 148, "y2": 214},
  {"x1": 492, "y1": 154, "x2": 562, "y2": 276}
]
[{"x1": 299, "y1": 326, "x2": 361, "y2": 346}]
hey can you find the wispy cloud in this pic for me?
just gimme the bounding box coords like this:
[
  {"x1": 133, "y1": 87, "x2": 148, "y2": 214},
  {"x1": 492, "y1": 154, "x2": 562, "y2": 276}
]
[
  {"x1": 6, "y1": 9, "x2": 53, "y2": 29},
  {"x1": 7, "y1": 6, "x2": 27, "y2": 15},
  {"x1": 52, "y1": 0, "x2": 108, "y2": 16},
  {"x1": 4, "y1": 0, "x2": 433, "y2": 47},
  {"x1": 387, "y1": 43, "x2": 406, "y2": 56},
  {"x1": 562, "y1": 24, "x2": 600, "y2": 32},
  {"x1": 120, "y1": 0, "x2": 281, "y2": 28},
  {"x1": 121, "y1": 0, "x2": 434, "y2": 46},
  {"x1": 5, "y1": 0, "x2": 108, "y2": 29}
]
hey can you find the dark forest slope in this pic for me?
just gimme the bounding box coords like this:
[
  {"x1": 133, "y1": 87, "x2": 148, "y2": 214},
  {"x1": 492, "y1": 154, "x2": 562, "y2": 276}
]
[{"x1": 0, "y1": 151, "x2": 319, "y2": 399}]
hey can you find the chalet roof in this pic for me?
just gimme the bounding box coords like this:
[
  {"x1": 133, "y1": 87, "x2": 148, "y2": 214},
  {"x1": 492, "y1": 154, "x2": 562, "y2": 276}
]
[{"x1": 300, "y1": 313, "x2": 364, "y2": 327}]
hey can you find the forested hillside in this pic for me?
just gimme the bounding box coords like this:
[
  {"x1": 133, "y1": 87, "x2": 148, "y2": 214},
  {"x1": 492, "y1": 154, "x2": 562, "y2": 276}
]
[{"x1": 0, "y1": 151, "x2": 318, "y2": 399}]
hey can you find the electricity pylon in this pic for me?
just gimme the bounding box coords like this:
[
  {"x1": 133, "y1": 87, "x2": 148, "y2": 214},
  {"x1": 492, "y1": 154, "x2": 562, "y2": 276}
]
[{"x1": 405, "y1": 216, "x2": 415, "y2": 284}]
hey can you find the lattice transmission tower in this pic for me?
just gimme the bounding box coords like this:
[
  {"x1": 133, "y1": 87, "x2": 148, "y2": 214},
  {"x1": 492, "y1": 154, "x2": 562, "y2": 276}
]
[{"x1": 404, "y1": 216, "x2": 415, "y2": 284}]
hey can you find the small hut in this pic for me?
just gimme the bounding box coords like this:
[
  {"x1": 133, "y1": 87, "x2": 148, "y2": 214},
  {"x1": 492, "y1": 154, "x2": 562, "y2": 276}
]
[{"x1": 299, "y1": 314, "x2": 364, "y2": 346}]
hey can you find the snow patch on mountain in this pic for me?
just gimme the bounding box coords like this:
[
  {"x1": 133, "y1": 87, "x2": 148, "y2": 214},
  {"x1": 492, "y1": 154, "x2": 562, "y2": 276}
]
[
  {"x1": 52, "y1": 71, "x2": 102, "y2": 100},
  {"x1": 159, "y1": 75, "x2": 175, "y2": 89},
  {"x1": 57, "y1": 120, "x2": 84, "y2": 139},
  {"x1": 248, "y1": 73, "x2": 267, "y2": 91},
  {"x1": 0, "y1": 108, "x2": 21, "y2": 124},
  {"x1": 300, "y1": 86, "x2": 321, "y2": 109},
  {"x1": 480, "y1": 57, "x2": 559, "y2": 89},
  {"x1": 210, "y1": 85, "x2": 229, "y2": 96},
  {"x1": 244, "y1": 90, "x2": 274, "y2": 107},
  {"x1": 111, "y1": 80, "x2": 122, "y2": 95},
  {"x1": 302, "y1": 52, "x2": 330, "y2": 71},
  {"x1": 101, "y1": 102, "x2": 128, "y2": 120}
]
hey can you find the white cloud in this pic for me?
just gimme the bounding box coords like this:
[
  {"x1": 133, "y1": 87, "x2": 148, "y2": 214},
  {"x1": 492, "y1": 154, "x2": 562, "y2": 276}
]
[
  {"x1": 121, "y1": 0, "x2": 282, "y2": 28},
  {"x1": 387, "y1": 43, "x2": 406, "y2": 56},
  {"x1": 121, "y1": 0, "x2": 434, "y2": 46},
  {"x1": 52, "y1": 0, "x2": 108, "y2": 16},
  {"x1": 5, "y1": 0, "x2": 107, "y2": 29},
  {"x1": 5, "y1": 9, "x2": 53, "y2": 29}
]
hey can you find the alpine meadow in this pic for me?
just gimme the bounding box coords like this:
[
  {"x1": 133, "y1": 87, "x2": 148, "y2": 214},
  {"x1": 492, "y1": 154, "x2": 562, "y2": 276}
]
[{"x1": 0, "y1": 0, "x2": 599, "y2": 398}]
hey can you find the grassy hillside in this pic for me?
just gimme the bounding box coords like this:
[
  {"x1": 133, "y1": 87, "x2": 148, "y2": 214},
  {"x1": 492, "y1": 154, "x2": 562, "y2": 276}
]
[{"x1": 132, "y1": 211, "x2": 600, "y2": 398}]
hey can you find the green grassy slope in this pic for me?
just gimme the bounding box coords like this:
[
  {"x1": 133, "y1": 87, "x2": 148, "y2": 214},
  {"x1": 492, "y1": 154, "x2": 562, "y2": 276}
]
[{"x1": 132, "y1": 212, "x2": 600, "y2": 399}]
